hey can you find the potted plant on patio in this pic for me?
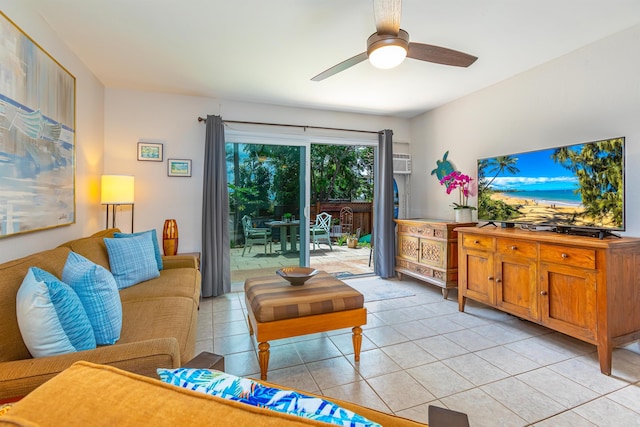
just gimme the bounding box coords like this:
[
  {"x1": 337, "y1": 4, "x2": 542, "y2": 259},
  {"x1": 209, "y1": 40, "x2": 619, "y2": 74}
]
[
  {"x1": 346, "y1": 234, "x2": 358, "y2": 249},
  {"x1": 282, "y1": 212, "x2": 292, "y2": 223}
]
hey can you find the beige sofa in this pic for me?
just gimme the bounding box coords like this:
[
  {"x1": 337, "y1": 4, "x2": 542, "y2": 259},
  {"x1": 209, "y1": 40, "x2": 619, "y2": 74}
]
[
  {"x1": 0, "y1": 229, "x2": 201, "y2": 400},
  {"x1": 0, "y1": 361, "x2": 428, "y2": 426}
]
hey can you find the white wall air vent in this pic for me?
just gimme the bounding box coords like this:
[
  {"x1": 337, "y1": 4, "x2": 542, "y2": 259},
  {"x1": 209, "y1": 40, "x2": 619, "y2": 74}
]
[{"x1": 393, "y1": 153, "x2": 411, "y2": 174}]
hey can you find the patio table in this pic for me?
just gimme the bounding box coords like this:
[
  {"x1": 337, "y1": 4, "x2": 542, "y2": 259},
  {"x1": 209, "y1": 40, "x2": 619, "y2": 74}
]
[{"x1": 265, "y1": 220, "x2": 300, "y2": 253}]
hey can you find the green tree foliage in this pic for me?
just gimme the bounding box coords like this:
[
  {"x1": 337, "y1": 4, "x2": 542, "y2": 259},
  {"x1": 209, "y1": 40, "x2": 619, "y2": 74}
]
[
  {"x1": 310, "y1": 145, "x2": 373, "y2": 202},
  {"x1": 551, "y1": 138, "x2": 623, "y2": 227},
  {"x1": 227, "y1": 144, "x2": 273, "y2": 218},
  {"x1": 227, "y1": 143, "x2": 373, "y2": 226},
  {"x1": 267, "y1": 145, "x2": 300, "y2": 207},
  {"x1": 355, "y1": 147, "x2": 374, "y2": 201}
]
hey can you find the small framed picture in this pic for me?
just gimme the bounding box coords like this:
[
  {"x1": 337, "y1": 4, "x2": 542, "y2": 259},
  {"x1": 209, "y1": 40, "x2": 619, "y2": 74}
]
[
  {"x1": 168, "y1": 159, "x2": 192, "y2": 177},
  {"x1": 137, "y1": 142, "x2": 163, "y2": 161}
]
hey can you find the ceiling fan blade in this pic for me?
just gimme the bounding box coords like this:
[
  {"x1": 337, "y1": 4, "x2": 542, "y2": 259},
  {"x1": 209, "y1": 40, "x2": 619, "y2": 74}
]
[
  {"x1": 311, "y1": 52, "x2": 368, "y2": 81},
  {"x1": 373, "y1": 0, "x2": 401, "y2": 35},
  {"x1": 408, "y1": 42, "x2": 478, "y2": 67}
]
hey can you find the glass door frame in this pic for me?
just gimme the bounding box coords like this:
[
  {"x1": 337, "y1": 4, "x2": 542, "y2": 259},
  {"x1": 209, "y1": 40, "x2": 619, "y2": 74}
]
[{"x1": 226, "y1": 128, "x2": 378, "y2": 268}]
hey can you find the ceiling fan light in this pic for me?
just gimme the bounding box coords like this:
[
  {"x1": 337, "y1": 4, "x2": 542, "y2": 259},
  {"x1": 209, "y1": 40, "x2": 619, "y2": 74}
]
[{"x1": 369, "y1": 44, "x2": 407, "y2": 69}]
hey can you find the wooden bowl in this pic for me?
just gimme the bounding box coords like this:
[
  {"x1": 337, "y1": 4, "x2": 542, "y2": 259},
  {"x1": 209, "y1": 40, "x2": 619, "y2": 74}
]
[{"x1": 276, "y1": 267, "x2": 319, "y2": 286}]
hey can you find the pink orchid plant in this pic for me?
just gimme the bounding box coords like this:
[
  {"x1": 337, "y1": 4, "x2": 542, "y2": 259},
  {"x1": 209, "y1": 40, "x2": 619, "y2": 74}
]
[{"x1": 439, "y1": 170, "x2": 476, "y2": 210}]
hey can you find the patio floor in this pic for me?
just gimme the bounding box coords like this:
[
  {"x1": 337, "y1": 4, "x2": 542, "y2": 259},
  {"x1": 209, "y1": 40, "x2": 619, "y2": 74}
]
[{"x1": 230, "y1": 243, "x2": 375, "y2": 284}]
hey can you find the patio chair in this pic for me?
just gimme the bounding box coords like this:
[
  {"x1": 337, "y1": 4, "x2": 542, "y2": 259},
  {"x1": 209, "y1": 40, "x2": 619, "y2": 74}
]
[
  {"x1": 241, "y1": 215, "x2": 272, "y2": 256},
  {"x1": 310, "y1": 212, "x2": 333, "y2": 251},
  {"x1": 339, "y1": 207, "x2": 353, "y2": 236}
]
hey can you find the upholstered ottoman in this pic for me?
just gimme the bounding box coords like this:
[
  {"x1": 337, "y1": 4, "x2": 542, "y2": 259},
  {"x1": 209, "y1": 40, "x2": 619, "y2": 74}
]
[{"x1": 244, "y1": 272, "x2": 367, "y2": 380}]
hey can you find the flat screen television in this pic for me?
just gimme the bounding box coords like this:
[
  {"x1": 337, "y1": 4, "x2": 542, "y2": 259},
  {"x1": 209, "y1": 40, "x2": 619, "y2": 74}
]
[{"x1": 477, "y1": 137, "x2": 625, "y2": 236}]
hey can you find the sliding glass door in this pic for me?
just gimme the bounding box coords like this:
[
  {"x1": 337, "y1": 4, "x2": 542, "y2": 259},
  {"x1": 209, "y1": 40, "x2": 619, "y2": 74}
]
[
  {"x1": 308, "y1": 144, "x2": 375, "y2": 278},
  {"x1": 226, "y1": 133, "x2": 307, "y2": 283},
  {"x1": 226, "y1": 130, "x2": 376, "y2": 284}
]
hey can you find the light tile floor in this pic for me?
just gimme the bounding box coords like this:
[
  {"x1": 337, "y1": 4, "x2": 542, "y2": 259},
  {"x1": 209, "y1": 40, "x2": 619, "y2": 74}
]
[{"x1": 195, "y1": 276, "x2": 640, "y2": 427}]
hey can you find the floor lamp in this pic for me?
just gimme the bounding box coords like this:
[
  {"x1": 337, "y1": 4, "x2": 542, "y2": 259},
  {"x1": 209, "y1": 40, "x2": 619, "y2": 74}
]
[{"x1": 101, "y1": 175, "x2": 135, "y2": 232}]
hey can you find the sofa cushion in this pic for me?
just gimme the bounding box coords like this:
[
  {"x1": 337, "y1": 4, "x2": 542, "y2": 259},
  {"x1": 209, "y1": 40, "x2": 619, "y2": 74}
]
[
  {"x1": 157, "y1": 368, "x2": 381, "y2": 426},
  {"x1": 62, "y1": 252, "x2": 123, "y2": 345},
  {"x1": 57, "y1": 229, "x2": 118, "y2": 270},
  {"x1": 119, "y1": 296, "x2": 198, "y2": 363},
  {"x1": 114, "y1": 229, "x2": 164, "y2": 271},
  {"x1": 16, "y1": 267, "x2": 96, "y2": 357},
  {"x1": 104, "y1": 233, "x2": 160, "y2": 289},
  {"x1": 119, "y1": 267, "x2": 201, "y2": 303}
]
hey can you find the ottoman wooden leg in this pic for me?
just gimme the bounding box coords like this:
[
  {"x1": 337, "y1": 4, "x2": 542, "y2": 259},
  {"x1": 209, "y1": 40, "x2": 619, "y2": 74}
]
[
  {"x1": 258, "y1": 342, "x2": 270, "y2": 380},
  {"x1": 352, "y1": 326, "x2": 363, "y2": 361}
]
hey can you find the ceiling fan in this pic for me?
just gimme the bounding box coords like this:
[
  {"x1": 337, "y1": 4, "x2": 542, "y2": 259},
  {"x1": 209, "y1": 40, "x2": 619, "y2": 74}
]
[{"x1": 311, "y1": 0, "x2": 478, "y2": 81}]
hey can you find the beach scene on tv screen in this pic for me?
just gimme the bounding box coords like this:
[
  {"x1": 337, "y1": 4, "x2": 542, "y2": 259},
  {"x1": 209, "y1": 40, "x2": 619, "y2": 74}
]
[{"x1": 477, "y1": 137, "x2": 624, "y2": 229}]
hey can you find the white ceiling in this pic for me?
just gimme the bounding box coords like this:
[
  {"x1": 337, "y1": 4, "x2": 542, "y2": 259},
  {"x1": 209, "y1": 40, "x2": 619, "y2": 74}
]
[{"x1": 23, "y1": 0, "x2": 640, "y2": 118}]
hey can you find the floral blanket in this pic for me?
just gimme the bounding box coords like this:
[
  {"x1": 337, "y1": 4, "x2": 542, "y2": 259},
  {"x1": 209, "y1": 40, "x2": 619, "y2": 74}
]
[{"x1": 157, "y1": 368, "x2": 380, "y2": 427}]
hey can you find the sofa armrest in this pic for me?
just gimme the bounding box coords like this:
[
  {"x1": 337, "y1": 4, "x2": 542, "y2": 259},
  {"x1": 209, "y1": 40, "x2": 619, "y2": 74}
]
[
  {"x1": 162, "y1": 255, "x2": 198, "y2": 269},
  {"x1": 2, "y1": 362, "x2": 428, "y2": 427},
  {"x1": 0, "y1": 337, "x2": 180, "y2": 400}
]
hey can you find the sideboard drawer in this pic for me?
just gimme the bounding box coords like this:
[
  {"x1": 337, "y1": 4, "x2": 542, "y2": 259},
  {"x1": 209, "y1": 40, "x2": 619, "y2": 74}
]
[
  {"x1": 539, "y1": 244, "x2": 596, "y2": 269},
  {"x1": 397, "y1": 223, "x2": 438, "y2": 238},
  {"x1": 396, "y1": 258, "x2": 446, "y2": 284},
  {"x1": 462, "y1": 234, "x2": 493, "y2": 251},
  {"x1": 497, "y1": 238, "x2": 537, "y2": 259}
]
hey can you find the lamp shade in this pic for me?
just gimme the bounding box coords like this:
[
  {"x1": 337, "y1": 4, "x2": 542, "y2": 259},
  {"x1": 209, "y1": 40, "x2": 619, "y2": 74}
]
[{"x1": 101, "y1": 175, "x2": 135, "y2": 204}]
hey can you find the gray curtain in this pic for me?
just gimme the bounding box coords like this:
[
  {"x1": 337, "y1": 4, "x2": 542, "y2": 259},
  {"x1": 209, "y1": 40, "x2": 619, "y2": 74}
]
[
  {"x1": 201, "y1": 115, "x2": 230, "y2": 297},
  {"x1": 374, "y1": 129, "x2": 395, "y2": 278}
]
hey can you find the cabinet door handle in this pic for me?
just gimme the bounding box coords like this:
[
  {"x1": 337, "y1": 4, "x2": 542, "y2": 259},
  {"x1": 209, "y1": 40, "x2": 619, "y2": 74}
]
[
  {"x1": 540, "y1": 291, "x2": 548, "y2": 296},
  {"x1": 511, "y1": 245, "x2": 517, "y2": 251},
  {"x1": 474, "y1": 240, "x2": 480, "y2": 244},
  {"x1": 495, "y1": 278, "x2": 502, "y2": 283},
  {"x1": 488, "y1": 276, "x2": 494, "y2": 281},
  {"x1": 561, "y1": 253, "x2": 569, "y2": 259}
]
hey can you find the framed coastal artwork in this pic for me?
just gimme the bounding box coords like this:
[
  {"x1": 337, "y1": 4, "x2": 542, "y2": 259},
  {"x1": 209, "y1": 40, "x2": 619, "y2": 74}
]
[
  {"x1": 0, "y1": 12, "x2": 76, "y2": 238},
  {"x1": 137, "y1": 142, "x2": 163, "y2": 161},
  {"x1": 167, "y1": 159, "x2": 192, "y2": 177}
]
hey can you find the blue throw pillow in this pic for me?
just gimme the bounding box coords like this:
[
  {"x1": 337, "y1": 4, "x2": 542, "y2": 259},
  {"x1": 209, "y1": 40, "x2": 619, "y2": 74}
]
[
  {"x1": 16, "y1": 267, "x2": 96, "y2": 357},
  {"x1": 104, "y1": 233, "x2": 160, "y2": 289},
  {"x1": 113, "y1": 229, "x2": 163, "y2": 271},
  {"x1": 62, "y1": 252, "x2": 123, "y2": 345},
  {"x1": 157, "y1": 368, "x2": 381, "y2": 427}
]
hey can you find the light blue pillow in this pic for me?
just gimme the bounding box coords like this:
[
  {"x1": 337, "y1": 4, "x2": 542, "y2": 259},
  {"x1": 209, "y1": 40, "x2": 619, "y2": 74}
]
[
  {"x1": 62, "y1": 252, "x2": 123, "y2": 345},
  {"x1": 16, "y1": 267, "x2": 96, "y2": 357},
  {"x1": 113, "y1": 229, "x2": 163, "y2": 271},
  {"x1": 104, "y1": 233, "x2": 160, "y2": 289}
]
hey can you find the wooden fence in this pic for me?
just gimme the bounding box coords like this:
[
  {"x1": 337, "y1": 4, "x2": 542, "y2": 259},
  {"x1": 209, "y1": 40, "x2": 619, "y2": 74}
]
[{"x1": 310, "y1": 201, "x2": 373, "y2": 237}]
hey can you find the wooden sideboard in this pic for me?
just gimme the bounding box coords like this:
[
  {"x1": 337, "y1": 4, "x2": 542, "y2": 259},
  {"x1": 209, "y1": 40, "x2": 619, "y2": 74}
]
[
  {"x1": 395, "y1": 219, "x2": 476, "y2": 299},
  {"x1": 456, "y1": 226, "x2": 640, "y2": 375}
]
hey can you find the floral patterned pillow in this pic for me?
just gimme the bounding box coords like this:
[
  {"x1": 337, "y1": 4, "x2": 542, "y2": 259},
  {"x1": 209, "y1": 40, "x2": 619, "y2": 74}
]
[{"x1": 157, "y1": 368, "x2": 380, "y2": 427}]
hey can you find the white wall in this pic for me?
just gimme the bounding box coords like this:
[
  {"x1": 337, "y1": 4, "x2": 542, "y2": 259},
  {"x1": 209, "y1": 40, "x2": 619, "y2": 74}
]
[
  {"x1": 409, "y1": 24, "x2": 640, "y2": 236},
  {"x1": 10, "y1": 2, "x2": 636, "y2": 264},
  {"x1": 0, "y1": 3, "x2": 105, "y2": 263},
  {"x1": 104, "y1": 89, "x2": 411, "y2": 253}
]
